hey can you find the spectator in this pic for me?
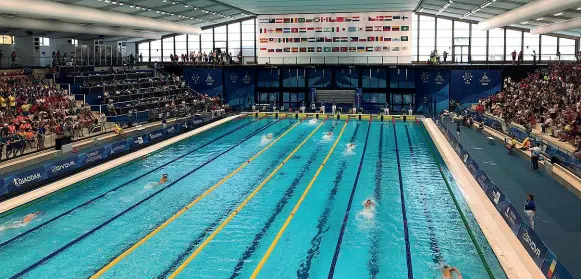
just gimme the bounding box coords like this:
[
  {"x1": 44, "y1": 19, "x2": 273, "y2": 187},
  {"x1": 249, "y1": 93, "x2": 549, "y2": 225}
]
[
  {"x1": 0, "y1": 50, "x2": 3, "y2": 68},
  {"x1": 443, "y1": 51, "x2": 448, "y2": 63},
  {"x1": 524, "y1": 193, "x2": 536, "y2": 229},
  {"x1": 511, "y1": 50, "x2": 517, "y2": 65},
  {"x1": 139, "y1": 53, "x2": 143, "y2": 63},
  {"x1": 11, "y1": 51, "x2": 16, "y2": 67}
]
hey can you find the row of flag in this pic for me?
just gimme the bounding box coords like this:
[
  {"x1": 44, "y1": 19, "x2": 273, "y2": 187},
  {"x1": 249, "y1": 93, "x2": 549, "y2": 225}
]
[
  {"x1": 258, "y1": 46, "x2": 408, "y2": 53},
  {"x1": 259, "y1": 36, "x2": 409, "y2": 43},
  {"x1": 258, "y1": 15, "x2": 409, "y2": 24},
  {"x1": 258, "y1": 26, "x2": 409, "y2": 34}
]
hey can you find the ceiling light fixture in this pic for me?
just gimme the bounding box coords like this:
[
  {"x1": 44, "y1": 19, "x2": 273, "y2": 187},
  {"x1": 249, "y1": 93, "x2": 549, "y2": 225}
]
[
  {"x1": 536, "y1": 17, "x2": 544, "y2": 20},
  {"x1": 554, "y1": 12, "x2": 563, "y2": 16},
  {"x1": 521, "y1": 21, "x2": 529, "y2": 24},
  {"x1": 437, "y1": 0, "x2": 453, "y2": 16},
  {"x1": 184, "y1": 5, "x2": 189, "y2": 7}
]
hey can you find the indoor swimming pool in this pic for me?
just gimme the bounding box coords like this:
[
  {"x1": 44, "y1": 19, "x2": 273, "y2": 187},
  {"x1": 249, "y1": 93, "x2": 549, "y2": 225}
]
[{"x1": 0, "y1": 115, "x2": 507, "y2": 279}]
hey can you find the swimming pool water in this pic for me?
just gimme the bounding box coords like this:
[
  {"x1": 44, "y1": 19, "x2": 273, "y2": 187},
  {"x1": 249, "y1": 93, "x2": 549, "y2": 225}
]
[{"x1": 0, "y1": 117, "x2": 507, "y2": 279}]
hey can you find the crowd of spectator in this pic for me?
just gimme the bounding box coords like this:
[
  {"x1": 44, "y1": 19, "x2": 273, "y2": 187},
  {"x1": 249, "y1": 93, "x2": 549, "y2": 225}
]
[
  {"x1": 0, "y1": 74, "x2": 97, "y2": 160},
  {"x1": 157, "y1": 50, "x2": 242, "y2": 65},
  {"x1": 480, "y1": 62, "x2": 581, "y2": 149}
]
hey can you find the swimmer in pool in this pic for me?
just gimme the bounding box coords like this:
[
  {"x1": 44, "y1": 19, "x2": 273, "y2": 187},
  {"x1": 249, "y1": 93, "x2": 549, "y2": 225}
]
[
  {"x1": 442, "y1": 264, "x2": 462, "y2": 279},
  {"x1": 158, "y1": 174, "x2": 168, "y2": 185},
  {"x1": 327, "y1": 132, "x2": 333, "y2": 137},
  {"x1": 364, "y1": 199, "x2": 375, "y2": 208},
  {"x1": 267, "y1": 133, "x2": 273, "y2": 140},
  {"x1": 347, "y1": 143, "x2": 355, "y2": 149},
  {"x1": 0, "y1": 212, "x2": 44, "y2": 232},
  {"x1": 22, "y1": 212, "x2": 43, "y2": 224}
]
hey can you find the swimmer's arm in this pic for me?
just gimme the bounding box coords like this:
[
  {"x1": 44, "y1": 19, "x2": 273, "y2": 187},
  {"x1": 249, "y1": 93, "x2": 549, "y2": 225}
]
[{"x1": 451, "y1": 268, "x2": 462, "y2": 279}]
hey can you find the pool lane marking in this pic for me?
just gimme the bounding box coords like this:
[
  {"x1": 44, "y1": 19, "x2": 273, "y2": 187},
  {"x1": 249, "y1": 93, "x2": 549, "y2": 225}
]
[
  {"x1": 326, "y1": 118, "x2": 372, "y2": 279},
  {"x1": 403, "y1": 125, "x2": 443, "y2": 264},
  {"x1": 10, "y1": 117, "x2": 281, "y2": 279},
  {"x1": 294, "y1": 124, "x2": 360, "y2": 279},
  {"x1": 250, "y1": 118, "x2": 350, "y2": 279},
  {"x1": 89, "y1": 116, "x2": 305, "y2": 279},
  {"x1": 367, "y1": 122, "x2": 384, "y2": 278},
  {"x1": 418, "y1": 122, "x2": 495, "y2": 279},
  {"x1": 229, "y1": 122, "x2": 348, "y2": 279},
  {"x1": 392, "y1": 122, "x2": 414, "y2": 279},
  {"x1": 167, "y1": 116, "x2": 330, "y2": 279},
  {"x1": 0, "y1": 116, "x2": 261, "y2": 222},
  {"x1": 0, "y1": 116, "x2": 266, "y2": 251}
]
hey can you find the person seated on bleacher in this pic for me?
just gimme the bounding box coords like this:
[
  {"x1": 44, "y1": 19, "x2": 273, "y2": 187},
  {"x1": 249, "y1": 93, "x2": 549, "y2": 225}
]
[
  {"x1": 476, "y1": 121, "x2": 484, "y2": 133},
  {"x1": 506, "y1": 137, "x2": 517, "y2": 154}
]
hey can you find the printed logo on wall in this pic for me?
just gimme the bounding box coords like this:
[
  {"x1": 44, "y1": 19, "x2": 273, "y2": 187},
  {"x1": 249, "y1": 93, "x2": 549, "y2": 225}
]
[
  {"x1": 191, "y1": 73, "x2": 200, "y2": 84},
  {"x1": 230, "y1": 72, "x2": 238, "y2": 83},
  {"x1": 480, "y1": 72, "x2": 491, "y2": 85},
  {"x1": 435, "y1": 72, "x2": 445, "y2": 85},
  {"x1": 421, "y1": 72, "x2": 429, "y2": 83},
  {"x1": 243, "y1": 72, "x2": 252, "y2": 84},
  {"x1": 206, "y1": 73, "x2": 214, "y2": 86},
  {"x1": 463, "y1": 72, "x2": 473, "y2": 84}
]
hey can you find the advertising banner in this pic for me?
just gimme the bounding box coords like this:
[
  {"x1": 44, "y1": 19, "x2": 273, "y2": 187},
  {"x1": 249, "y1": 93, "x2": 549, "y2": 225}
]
[
  {"x1": 46, "y1": 156, "x2": 80, "y2": 179},
  {"x1": 450, "y1": 70, "x2": 502, "y2": 108},
  {"x1": 415, "y1": 69, "x2": 450, "y2": 114},
  {"x1": 518, "y1": 225, "x2": 549, "y2": 268},
  {"x1": 79, "y1": 147, "x2": 107, "y2": 166},
  {"x1": 4, "y1": 166, "x2": 48, "y2": 193}
]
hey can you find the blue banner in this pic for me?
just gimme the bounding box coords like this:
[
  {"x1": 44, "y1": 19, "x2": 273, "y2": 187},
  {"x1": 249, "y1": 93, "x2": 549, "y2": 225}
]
[
  {"x1": 0, "y1": 179, "x2": 5, "y2": 197},
  {"x1": 355, "y1": 88, "x2": 362, "y2": 110},
  {"x1": 148, "y1": 129, "x2": 166, "y2": 142},
  {"x1": 475, "y1": 170, "x2": 491, "y2": 192},
  {"x1": 485, "y1": 182, "x2": 505, "y2": 207},
  {"x1": 498, "y1": 199, "x2": 523, "y2": 235},
  {"x1": 183, "y1": 68, "x2": 223, "y2": 97},
  {"x1": 541, "y1": 251, "x2": 575, "y2": 279},
  {"x1": 518, "y1": 225, "x2": 549, "y2": 268},
  {"x1": 107, "y1": 140, "x2": 130, "y2": 156},
  {"x1": 415, "y1": 69, "x2": 450, "y2": 114},
  {"x1": 45, "y1": 156, "x2": 80, "y2": 179},
  {"x1": 450, "y1": 70, "x2": 502, "y2": 109},
  {"x1": 4, "y1": 166, "x2": 48, "y2": 193},
  {"x1": 132, "y1": 135, "x2": 149, "y2": 147},
  {"x1": 165, "y1": 124, "x2": 180, "y2": 136},
  {"x1": 224, "y1": 68, "x2": 255, "y2": 109},
  {"x1": 79, "y1": 147, "x2": 107, "y2": 166}
]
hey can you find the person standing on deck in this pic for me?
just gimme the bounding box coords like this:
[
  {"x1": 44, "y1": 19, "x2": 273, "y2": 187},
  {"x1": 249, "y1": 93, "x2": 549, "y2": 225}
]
[
  {"x1": 529, "y1": 143, "x2": 541, "y2": 171},
  {"x1": 524, "y1": 193, "x2": 536, "y2": 229}
]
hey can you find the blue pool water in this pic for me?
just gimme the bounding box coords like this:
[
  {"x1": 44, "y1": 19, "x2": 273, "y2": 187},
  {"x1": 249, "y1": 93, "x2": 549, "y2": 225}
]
[{"x1": 0, "y1": 117, "x2": 507, "y2": 279}]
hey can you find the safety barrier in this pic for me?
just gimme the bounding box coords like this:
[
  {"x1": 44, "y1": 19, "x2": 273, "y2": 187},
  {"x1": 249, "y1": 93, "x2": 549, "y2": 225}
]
[
  {"x1": 433, "y1": 118, "x2": 574, "y2": 279},
  {"x1": 0, "y1": 115, "x2": 206, "y2": 201}
]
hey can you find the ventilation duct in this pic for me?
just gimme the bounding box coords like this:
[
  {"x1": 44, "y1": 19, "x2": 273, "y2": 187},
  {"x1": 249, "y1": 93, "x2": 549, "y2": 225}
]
[
  {"x1": 0, "y1": 0, "x2": 202, "y2": 35},
  {"x1": 531, "y1": 18, "x2": 581, "y2": 34},
  {"x1": 476, "y1": 0, "x2": 581, "y2": 30},
  {"x1": 0, "y1": 17, "x2": 162, "y2": 39}
]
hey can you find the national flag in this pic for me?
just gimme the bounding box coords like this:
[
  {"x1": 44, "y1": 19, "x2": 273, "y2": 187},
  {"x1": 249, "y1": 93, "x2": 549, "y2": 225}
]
[
  {"x1": 392, "y1": 47, "x2": 400, "y2": 51},
  {"x1": 368, "y1": 17, "x2": 376, "y2": 22},
  {"x1": 269, "y1": 19, "x2": 275, "y2": 23},
  {"x1": 383, "y1": 26, "x2": 391, "y2": 31},
  {"x1": 268, "y1": 38, "x2": 274, "y2": 42},
  {"x1": 324, "y1": 47, "x2": 331, "y2": 52},
  {"x1": 308, "y1": 47, "x2": 315, "y2": 52},
  {"x1": 377, "y1": 16, "x2": 384, "y2": 21},
  {"x1": 293, "y1": 38, "x2": 301, "y2": 43},
  {"x1": 392, "y1": 26, "x2": 400, "y2": 31},
  {"x1": 260, "y1": 38, "x2": 268, "y2": 43},
  {"x1": 276, "y1": 48, "x2": 283, "y2": 52},
  {"x1": 384, "y1": 37, "x2": 392, "y2": 42},
  {"x1": 292, "y1": 47, "x2": 299, "y2": 52},
  {"x1": 393, "y1": 38, "x2": 401, "y2": 42},
  {"x1": 401, "y1": 36, "x2": 409, "y2": 41},
  {"x1": 301, "y1": 38, "x2": 308, "y2": 42},
  {"x1": 401, "y1": 15, "x2": 409, "y2": 20},
  {"x1": 345, "y1": 16, "x2": 352, "y2": 22},
  {"x1": 315, "y1": 27, "x2": 323, "y2": 32},
  {"x1": 306, "y1": 18, "x2": 313, "y2": 23},
  {"x1": 317, "y1": 47, "x2": 322, "y2": 52},
  {"x1": 268, "y1": 49, "x2": 274, "y2": 53},
  {"x1": 333, "y1": 37, "x2": 340, "y2": 42},
  {"x1": 299, "y1": 18, "x2": 306, "y2": 23},
  {"x1": 277, "y1": 38, "x2": 282, "y2": 43},
  {"x1": 340, "y1": 47, "x2": 348, "y2": 52},
  {"x1": 284, "y1": 47, "x2": 291, "y2": 52},
  {"x1": 376, "y1": 36, "x2": 383, "y2": 41},
  {"x1": 308, "y1": 37, "x2": 316, "y2": 42},
  {"x1": 374, "y1": 26, "x2": 382, "y2": 31},
  {"x1": 276, "y1": 18, "x2": 283, "y2": 23},
  {"x1": 325, "y1": 37, "x2": 333, "y2": 42},
  {"x1": 401, "y1": 26, "x2": 410, "y2": 31},
  {"x1": 359, "y1": 27, "x2": 364, "y2": 31},
  {"x1": 314, "y1": 17, "x2": 320, "y2": 22},
  {"x1": 299, "y1": 27, "x2": 307, "y2": 33},
  {"x1": 349, "y1": 37, "x2": 358, "y2": 42},
  {"x1": 401, "y1": 46, "x2": 408, "y2": 51},
  {"x1": 316, "y1": 37, "x2": 324, "y2": 42},
  {"x1": 341, "y1": 37, "x2": 348, "y2": 42},
  {"x1": 366, "y1": 47, "x2": 373, "y2": 52},
  {"x1": 352, "y1": 16, "x2": 360, "y2": 21},
  {"x1": 259, "y1": 47, "x2": 267, "y2": 51},
  {"x1": 374, "y1": 46, "x2": 382, "y2": 52},
  {"x1": 290, "y1": 18, "x2": 295, "y2": 23},
  {"x1": 329, "y1": 17, "x2": 336, "y2": 22},
  {"x1": 358, "y1": 38, "x2": 367, "y2": 42},
  {"x1": 365, "y1": 26, "x2": 373, "y2": 32},
  {"x1": 368, "y1": 37, "x2": 375, "y2": 42},
  {"x1": 292, "y1": 28, "x2": 299, "y2": 33},
  {"x1": 323, "y1": 27, "x2": 333, "y2": 32},
  {"x1": 268, "y1": 28, "x2": 275, "y2": 32},
  {"x1": 299, "y1": 47, "x2": 306, "y2": 52},
  {"x1": 383, "y1": 46, "x2": 390, "y2": 52},
  {"x1": 349, "y1": 47, "x2": 356, "y2": 52},
  {"x1": 393, "y1": 15, "x2": 401, "y2": 20},
  {"x1": 336, "y1": 17, "x2": 345, "y2": 22},
  {"x1": 547, "y1": 260, "x2": 557, "y2": 278},
  {"x1": 322, "y1": 17, "x2": 328, "y2": 22},
  {"x1": 276, "y1": 28, "x2": 283, "y2": 33},
  {"x1": 259, "y1": 19, "x2": 269, "y2": 24},
  {"x1": 384, "y1": 16, "x2": 393, "y2": 21},
  {"x1": 307, "y1": 27, "x2": 314, "y2": 31},
  {"x1": 332, "y1": 47, "x2": 339, "y2": 52},
  {"x1": 283, "y1": 28, "x2": 290, "y2": 33},
  {"x1": 348, "y1": 27, "x2": 357, "y2": 32},
  {"x1": 357, "y1": 47, "x2": 365, "y2": 52},
  {"x1": 284, "y1": 18, "x2": 291, "y2": 23}
]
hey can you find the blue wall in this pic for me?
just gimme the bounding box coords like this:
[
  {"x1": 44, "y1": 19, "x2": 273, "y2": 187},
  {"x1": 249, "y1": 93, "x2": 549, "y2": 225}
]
[
  {"x1": 224, "y1": 68, "x2": 255, "y2": 109},
  {"x1": 450, "y1": 70, "x2": 502, "y2": 109},
  {"x1": 183, "y1": 68, "x2": 223, "y2": 97},
  {"x1": 415, "y1": 69, "x2": 450, "y2": 114}
]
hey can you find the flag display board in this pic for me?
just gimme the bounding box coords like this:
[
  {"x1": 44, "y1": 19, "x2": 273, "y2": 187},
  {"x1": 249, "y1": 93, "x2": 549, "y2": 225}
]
[{"x1": 256, "y1": 12, "x2": 412, "y2": 60}]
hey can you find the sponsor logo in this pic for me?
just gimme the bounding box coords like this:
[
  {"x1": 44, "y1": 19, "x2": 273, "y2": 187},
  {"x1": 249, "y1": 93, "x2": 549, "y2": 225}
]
[
  {"x1": 463, "y1": 72, "x2": 473, "y2": 84},
  {"x1": 522, "y1": 230, "x2": 541, "y2": 258},
  {"x1": 150, "y1": 132, "x2": 163, "y2": 140},
  {"x1": 111, "y1": 144, "x2": 127, "y2": 154},
  {"x1": 435, "y1": 72, "x2": 445, "y2": 85},
  {"x1": 167, "y1": 126, "x2": 176, "y2": 134},
  {"x1": 230, "y1": 72, "x2": 238, "y2": 83},
  {"x1": 134, "y1": 136, "x2": 144, "y2": 145},
  {"x1": 205, "y1": 74, "x2": 214, "y2": 86},
  {"x1": 480, "y1": 72, "x2": 491, "y2": 85},
  {"x1": 491, "y1": 189, "x2": 501, "y2": 204},
  {"x1": 13, "y1": 173, "x2": 42, "y2": 187},
  {"x1": 504, "y1": 206, "x2": 518, "y2": 226},
  {"x1": 192, "y1": 120, "x2": 203, "y2": 125},
  {"x1": 191, "y1": 73, "x2": 200, "y2": 84},
  {"x1": 51, "y1": 161, "x2": 75, "y2": 173},
  {"x1": 85, "y1": 150, "x2": 103, "y2": 164},
  {"x1": 243, "y1": 72, "x2": 252, "y2": 84},
  {"x1": 421, "y1": 72, "x2": 429, "y2": 83}
]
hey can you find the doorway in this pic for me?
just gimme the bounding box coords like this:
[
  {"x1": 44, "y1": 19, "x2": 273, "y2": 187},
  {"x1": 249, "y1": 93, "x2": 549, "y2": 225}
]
[{"x1": 454, "y1": 46, "x2": 469, "y2": 63}]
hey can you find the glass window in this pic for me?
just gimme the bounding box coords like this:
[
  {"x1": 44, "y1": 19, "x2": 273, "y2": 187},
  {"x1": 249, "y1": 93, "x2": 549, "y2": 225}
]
[
  {"x1": 201, "y1": 29, "x2": 213, "y2": 54},
  {"x1": 138, "y1": 42, "x2": 150, "y2": 62},
  {"x1": 188, "y1": 34, "x2": 200, "y2": 53},
  {"x1": 175, "y1": 35, "x2": 187, "y2": 57},
  {"x1": 150, "y1": 39, "x2": 161, "y2": 62},
  {"x1": 488, "y1": 28, "x2": 504, "y2": 62},
  {"x1": 228, "y1": 22, "x2": 241, "y2": 56},
  {"x1": 437, "y1": 18, "x2": 452, "y2": 56},
  {"x1": 242, "y1": 19, "x2": 255, "y2": 63},
  {"x1": 523, "y1": 32, "x2": 539, "y2": 61},
  {"x1": 560, "y1": 38, "x2": 576, "y2": 60},
  {"x1": 471, "y1": 25, "x2": 487, "y2": 61},
  {"x1": 418, "y1": 15, "x2": 435, "y2": 62},
  {"x1": 214, "y1": 26, "x2": 227, "y2": 41},
  {"x1": 541, "y1": 35, "x2": 558, "y2": 62},
  {"x1": 454, "y1": 21, "x2": 470, "y2": 38},
  {"x1": 412, "y1": 13, "x2": 418, "y2": 61},
  {"x1": 505, "y1": 29, "x2": 522, "y2": 61},
  {"x1": 162, "y1": 37, "x2": 174, "y2": 62}
]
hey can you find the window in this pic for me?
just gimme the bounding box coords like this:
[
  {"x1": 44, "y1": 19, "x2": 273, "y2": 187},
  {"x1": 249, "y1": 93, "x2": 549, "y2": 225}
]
[
  {"x1": 71, "y1": 39, "x2": 78, "y2": 46},
  {"x1": 259, "y1": 92, "x2": 278, "y2": 105},
  {"x1": 559, "y1": 38, "x2": 576, "y2": 60},
  {"x1": 0, "y1": 35, "x2": 14, "y2": 45},
  {"x1": 175, "y1": 35, "x2": 187, "y2": 57},
  {"x1": 201, "y1": 29, "x2": 213, "y2": 54},
  {"x1": 150, "y1": 40, "x2": 161, "y2": 61},
  {"x1": 214, "y1": 26, "x2": 227, "y2": 53},
  {"x1": 471, "y1": 25, "x2": 487, "y2": 61},
  {"x1": 505, "y1": 29, "x2": 522, "y2": 61},
  {"x1": 412, "y1": 13, "x2": 418, "y2": 61},
  {"x1": 282, "y1": 92, "x2": 305, "y2": 109},
  {"x1": 488, "y1": 28, "x2": 504, "y2": 61},
  {"x1": 39, "y1": 37, "x2": 50, "y2": 46},
  {"x1": 541, "y1": 35, "x2": 558, "y2": 62},
  {"x1": 437, "y1": 18, "x2": 452, "y2": 55},
  {"x1": 418, "y1": 15, "x2": 435, "y2": 62},
  {"x1": 188, "y1": 35, "x2": 200, "y2": 53},
  {"x1": 138, "y1": 42, "x2": 150, "y2": 62},
  {"x1": 363, "y1": 93, "x2": 387, "y2": 112},
  {"x1": 228, "y1": 22, "x2": 241, "y2": 57},
  {"x1": 523, "y1": 32, "x2": 539, "y2": 61},
  {"x1": 162, "y1": 37, "x2": 174, "y2": 62},
  {"x1": 241, "y1": 19, "x2": 255, "y2": 63}
]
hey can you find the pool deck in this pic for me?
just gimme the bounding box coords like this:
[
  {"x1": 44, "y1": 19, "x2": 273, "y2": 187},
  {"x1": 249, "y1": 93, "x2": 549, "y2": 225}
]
[
  {"x1": 424, "y1": 118, "x2": 544, "y2": 279},
  {"x1": 443, "y1": 119, "x2": 581, "y2": 279},
  {"x1": 0, "y1": 115, "x2": 239, "y2": 215}
]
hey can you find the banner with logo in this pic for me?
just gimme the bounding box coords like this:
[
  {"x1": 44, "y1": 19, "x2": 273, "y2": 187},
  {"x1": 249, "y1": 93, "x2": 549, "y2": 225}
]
[
  {"x1": 498, "y1": 200, "x2": 523, "y2": 235},
  {"x1": 4, "y1": 166, "x2": 48, "y2": 193},
  {"x1": 78, "y1": 147, "x2": 107, "y2": 166},
  {"x1": 183, "y1": 68, "x2": 223, "y2": 97},
  {"x1": 106, "y1": 140, "x2": 130, "y2": 156},
  {"x1": 224, "y1": 68, "x2": 255, "y2": 109},
  {"x1": 541, "y1": 251, "x2": 574, "y2": 279},
  {"x1": 45, "y1": 156, "x2": 80, "y2": 179},
  {"x1": 355, "y1": 88, "x2": 362, "y2": 110},
  {"x1": 132, "y1": 135, "x2": 149, "y2": 147},
  {"x1": 518, "y1": 225, "x2": 549, "y2": 268},
  {"x1": 415, "y1": 69, "x2": 450, "y2": 114},
  {"x1": 450, "y1": 70, "x2": 502, "y2": 108}
]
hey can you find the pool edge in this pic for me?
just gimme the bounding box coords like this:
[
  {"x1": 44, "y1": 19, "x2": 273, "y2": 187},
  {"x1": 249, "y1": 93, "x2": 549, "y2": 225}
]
[{"x1": 423, "y1": 118, "x2": 544, "y2": 279}]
